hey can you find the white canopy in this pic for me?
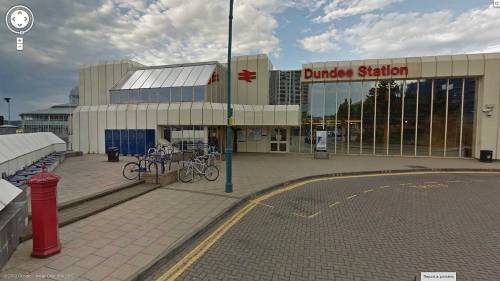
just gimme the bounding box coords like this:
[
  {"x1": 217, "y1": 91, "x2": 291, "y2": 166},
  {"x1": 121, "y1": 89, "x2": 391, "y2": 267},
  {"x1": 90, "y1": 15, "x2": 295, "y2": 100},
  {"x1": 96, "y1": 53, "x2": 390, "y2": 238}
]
[{"x1": 0, "y1": 132, "x2": 66, "y2": 177}]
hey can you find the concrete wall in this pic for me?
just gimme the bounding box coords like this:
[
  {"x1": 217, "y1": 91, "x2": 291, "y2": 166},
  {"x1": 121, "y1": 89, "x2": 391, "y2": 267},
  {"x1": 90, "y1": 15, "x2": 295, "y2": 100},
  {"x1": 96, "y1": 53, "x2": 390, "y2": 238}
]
[
  {"x1": 301, "y1": 54, "x2": 485, "y2": 83},
  {"x1": 79, "y1": 60, "x2": 142, "y2": 106},
  {"x1": 72, "y1": 103, "x2": 300, "y2": 154},
  {"x1": 231, "y1": 54, "x2": 271, "y2": 106}
]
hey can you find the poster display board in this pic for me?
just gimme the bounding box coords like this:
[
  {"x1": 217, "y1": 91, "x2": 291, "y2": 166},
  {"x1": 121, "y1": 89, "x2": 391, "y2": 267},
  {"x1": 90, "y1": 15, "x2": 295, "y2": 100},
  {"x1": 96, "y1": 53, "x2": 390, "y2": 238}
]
[{"x1": 316, "y1": 131, "x2": 327, "y2": 151}]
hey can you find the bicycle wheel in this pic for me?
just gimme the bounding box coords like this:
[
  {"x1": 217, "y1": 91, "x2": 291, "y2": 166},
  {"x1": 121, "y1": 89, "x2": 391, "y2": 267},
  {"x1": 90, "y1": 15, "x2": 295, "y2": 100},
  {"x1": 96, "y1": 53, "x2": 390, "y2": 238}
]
[
  {"x1": 147, "y1": 147, "x2": 156, "y2": 156},
  {"x1": 204, "y1": 165, "x2": 219, "y2": 181},
  {"x1": 148, "y1": 162, "x2": 159, "y2": 175},
  {"x1": 179, "y1": 165, "x2": 194, "y2": 183},
  {"x1": 123, "y1": 162, "x2": 140, "y2": 180}
]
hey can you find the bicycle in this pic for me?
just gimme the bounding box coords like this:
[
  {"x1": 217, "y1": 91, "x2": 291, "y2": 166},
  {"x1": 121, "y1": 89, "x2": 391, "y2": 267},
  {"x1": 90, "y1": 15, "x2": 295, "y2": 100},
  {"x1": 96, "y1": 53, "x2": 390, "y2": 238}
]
[
  {"x1": 178, "y1": 156, "x2": 219, "y2": 183},
  {"x1": 122, "y1": 155, "x2": 159, "y2": 180}
]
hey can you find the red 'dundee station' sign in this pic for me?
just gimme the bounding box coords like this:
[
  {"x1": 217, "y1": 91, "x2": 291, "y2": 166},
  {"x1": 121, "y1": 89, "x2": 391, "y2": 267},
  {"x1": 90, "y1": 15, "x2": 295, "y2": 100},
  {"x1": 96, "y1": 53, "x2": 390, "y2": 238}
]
[{"x1": 303, "y1": 65, "x2": 409, "y2": 80}]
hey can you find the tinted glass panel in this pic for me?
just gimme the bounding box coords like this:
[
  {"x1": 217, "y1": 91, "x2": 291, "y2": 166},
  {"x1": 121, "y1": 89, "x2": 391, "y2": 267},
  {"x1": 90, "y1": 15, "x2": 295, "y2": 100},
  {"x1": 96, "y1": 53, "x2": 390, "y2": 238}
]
[
  {"x1": 158, "y1": 88, "x2": 170, "y2": 102},
  {"x1": 349, "y1": 82, "x2": 362, "y2": 154},
  {"x1": 311, "y1": 83, "x2": 324, "y2": 125},
  {"x1": 325, "y1": 83, "x2": 337, "y2": 153},
  {"x1": 432, "y1": 79, "x2": 447, "y2": 156},
  {"x1": 388, "y1": 80, "x2": 403, "y2": 155},
  {"x1": 375, "y1": 81, "x2": 389, "y2": 154},
  {"x1": 194, "y1": 86, "x2": 205, "y2": 102},
  {"x1": 403, "y1": 80, "x2": 418, "y2": 156},
  {"x1": 446, "y1": 78, "x2": 463, "y2": 157},
  {"x1": 171, "y1": 87, "x2": 181, "y2": 102},
  {"x1": 362, "y1": 81, "x2": 376, "y2": 154},
  {"x1": 417, "y1": 79, "x2": 432, "y2": 156},
  {"x1": 462, "y1": 79, "x2": 475, "y2": 157},
  {"x1": 301, "y1": 85, "x2": 311, "y2": 153},
  {"x1": 337, "y1": 82, "x2": 349, "y2": 154},
  {"x1": 181, "y1": 87, "x2": 193, "y2": 102}
]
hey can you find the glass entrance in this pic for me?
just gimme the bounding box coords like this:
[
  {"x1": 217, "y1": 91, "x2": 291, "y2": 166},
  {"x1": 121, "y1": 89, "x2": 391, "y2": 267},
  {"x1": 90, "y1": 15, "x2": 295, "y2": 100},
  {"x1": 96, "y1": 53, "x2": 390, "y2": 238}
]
[{"x1": 270, "y1": 128, "x2": 288, "y2": 152}]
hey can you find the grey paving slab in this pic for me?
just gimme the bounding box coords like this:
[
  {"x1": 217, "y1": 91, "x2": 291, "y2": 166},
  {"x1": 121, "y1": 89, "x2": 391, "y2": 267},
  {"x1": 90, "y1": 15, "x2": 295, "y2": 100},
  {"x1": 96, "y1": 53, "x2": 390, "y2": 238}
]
[{"x1": 54, "y1": 154, "x2": 139, "y2": 205}]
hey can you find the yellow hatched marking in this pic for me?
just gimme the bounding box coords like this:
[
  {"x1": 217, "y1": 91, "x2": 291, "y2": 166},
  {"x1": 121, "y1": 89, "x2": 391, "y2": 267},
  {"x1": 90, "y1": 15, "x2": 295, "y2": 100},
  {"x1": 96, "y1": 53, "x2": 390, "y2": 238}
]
[
  {"x1": 292, "y1": 212, "x2": 308, "y2": 218},
  {"x1": 250, "y1": 201, "x2": 274, "y2": 208},
  {"x1": 363, "y1": 189, "x2": 374, "y2": 193},
  {"x1": 347, "y1": 194, "x2": 358, "y2": 200},
  {"x1": 308, "y1": 211, "x2": 321, "y2": 219},
  {"x1": 292, "y1": 211, "x2": 321, "y2": 219},
  {"x1": 329, "y1": 201, "x2": 341, "y2": 208}
]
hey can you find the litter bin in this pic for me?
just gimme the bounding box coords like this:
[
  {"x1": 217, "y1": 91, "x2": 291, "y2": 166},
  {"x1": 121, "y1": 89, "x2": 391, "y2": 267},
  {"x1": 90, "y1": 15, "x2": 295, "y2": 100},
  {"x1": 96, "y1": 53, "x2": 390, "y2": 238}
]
[
  {"x1": 106, "y1": 147, "x2": 120, "y2": 162},
  {"x1": 479, "y1": 150, "x2": 493, "y2": 163}
]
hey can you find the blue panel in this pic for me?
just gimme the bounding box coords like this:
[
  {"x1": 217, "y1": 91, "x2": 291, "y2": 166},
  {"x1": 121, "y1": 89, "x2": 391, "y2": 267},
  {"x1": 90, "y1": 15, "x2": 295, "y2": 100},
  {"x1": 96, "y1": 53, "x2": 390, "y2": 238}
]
[
  {"x1": 120, "y1": 129, "x2": 129, "y2": 155},
  {"x1": 112, "y1": 130, "x2": 120, "y2": 149},
  {"x1": 136, "y1": 129, "x2": 146, "y2": 155},
  {"x1": 105, "y1": 130, "x2": 113, "y2": 151},
  {"x1": 128, "y1": 130, "x2": 137, "y2": 155},
  {"x1": 146, "y1": 129, "x2": 155, "y2": 154}
]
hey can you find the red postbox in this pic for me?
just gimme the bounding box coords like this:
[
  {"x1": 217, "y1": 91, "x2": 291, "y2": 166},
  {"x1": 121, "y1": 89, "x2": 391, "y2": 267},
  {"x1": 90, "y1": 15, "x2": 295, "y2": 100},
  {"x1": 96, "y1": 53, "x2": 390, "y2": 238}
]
[{"x1": 27, "y1": 167, "x2": 61, "y2": 257}]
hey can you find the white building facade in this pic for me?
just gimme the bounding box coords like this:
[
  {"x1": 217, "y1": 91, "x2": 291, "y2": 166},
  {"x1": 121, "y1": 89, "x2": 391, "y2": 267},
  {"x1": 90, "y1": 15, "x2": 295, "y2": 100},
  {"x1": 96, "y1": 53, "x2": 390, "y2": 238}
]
[{"x1": 72, "y1": 52, "x2": 500, "y2": 159}]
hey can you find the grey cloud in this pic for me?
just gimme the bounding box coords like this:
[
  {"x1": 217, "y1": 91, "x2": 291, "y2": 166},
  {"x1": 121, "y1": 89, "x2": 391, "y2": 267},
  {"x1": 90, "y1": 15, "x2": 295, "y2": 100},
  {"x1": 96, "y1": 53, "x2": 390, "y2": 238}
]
[{"x1": 0, "y1": 0, "x2": 287, "y2": 119}]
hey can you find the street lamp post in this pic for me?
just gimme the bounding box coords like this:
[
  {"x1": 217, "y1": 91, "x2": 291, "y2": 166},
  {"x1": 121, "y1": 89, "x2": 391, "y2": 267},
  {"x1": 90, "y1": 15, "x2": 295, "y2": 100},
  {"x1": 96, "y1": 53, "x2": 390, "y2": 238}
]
[
  {"x1": 225, "y1": 0, "x2": 234, "y2": 193},
  {"x1": 4, "y1": 98, "x2": 11, "y2": 125}
]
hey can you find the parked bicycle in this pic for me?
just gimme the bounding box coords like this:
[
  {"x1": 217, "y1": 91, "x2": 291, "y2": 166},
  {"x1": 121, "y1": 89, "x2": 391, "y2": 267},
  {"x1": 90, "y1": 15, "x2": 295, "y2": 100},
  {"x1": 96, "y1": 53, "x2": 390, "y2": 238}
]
[
  {"x1": 122, "y1": 155, "x2": 159, "y2": 180},
  {"x1": 178, "y1": 155, "x2": 219, "y2": 183},
  {"x1": 146, "y1": 144, "x2": 179, "y2": 171}
]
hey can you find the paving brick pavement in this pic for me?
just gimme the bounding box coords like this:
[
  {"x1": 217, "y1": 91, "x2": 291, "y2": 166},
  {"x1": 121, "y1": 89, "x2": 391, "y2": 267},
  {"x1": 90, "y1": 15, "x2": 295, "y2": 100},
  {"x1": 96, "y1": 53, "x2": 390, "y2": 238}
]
[
  {"x1": 1, "y1": 189, "x2": 237, "y2": 281},
  {"x1": 3, "y1": 153, "x2": 500, "y2": 281},
  {"x1": 173, "y1": 173, "x2": 500, "y2": 281}
]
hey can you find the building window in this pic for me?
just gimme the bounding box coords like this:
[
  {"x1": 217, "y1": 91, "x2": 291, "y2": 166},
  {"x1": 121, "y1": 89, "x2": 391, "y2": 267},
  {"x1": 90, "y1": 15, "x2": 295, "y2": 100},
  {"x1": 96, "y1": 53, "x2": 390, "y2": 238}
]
[{"x1": 299, "y1": 77, "x2": 475, "y2": 158}]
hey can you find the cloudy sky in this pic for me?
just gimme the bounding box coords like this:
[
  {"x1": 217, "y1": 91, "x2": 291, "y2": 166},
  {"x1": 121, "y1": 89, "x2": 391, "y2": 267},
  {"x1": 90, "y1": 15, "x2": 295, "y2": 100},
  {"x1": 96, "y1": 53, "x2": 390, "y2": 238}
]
[{"x1": 0, "y1": 0, "x2": 499, "y2": 119}]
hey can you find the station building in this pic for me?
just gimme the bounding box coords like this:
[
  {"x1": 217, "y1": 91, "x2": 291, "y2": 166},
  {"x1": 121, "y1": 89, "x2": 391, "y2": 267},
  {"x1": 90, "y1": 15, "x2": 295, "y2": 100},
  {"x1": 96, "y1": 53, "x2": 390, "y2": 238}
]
[{"x1": 72, "y1": 52, "x2": 500, "y2": 159}]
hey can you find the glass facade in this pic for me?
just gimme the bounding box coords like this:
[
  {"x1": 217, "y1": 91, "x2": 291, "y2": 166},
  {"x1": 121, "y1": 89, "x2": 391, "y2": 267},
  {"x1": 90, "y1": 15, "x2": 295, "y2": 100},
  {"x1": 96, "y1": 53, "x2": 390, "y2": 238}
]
[
  {"x1": 299, "y1": 78, "x2": 476, "y2": 157},
  {"x1": 109, "y1": 64, "x2": 224, "y2": 104}
]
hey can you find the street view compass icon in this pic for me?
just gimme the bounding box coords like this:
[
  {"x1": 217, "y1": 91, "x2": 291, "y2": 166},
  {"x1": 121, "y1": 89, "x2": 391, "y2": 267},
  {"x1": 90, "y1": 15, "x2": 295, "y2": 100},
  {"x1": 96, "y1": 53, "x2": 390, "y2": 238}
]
[{"x1": 5, "y1": 5, "x2": 34, "y2": 51}]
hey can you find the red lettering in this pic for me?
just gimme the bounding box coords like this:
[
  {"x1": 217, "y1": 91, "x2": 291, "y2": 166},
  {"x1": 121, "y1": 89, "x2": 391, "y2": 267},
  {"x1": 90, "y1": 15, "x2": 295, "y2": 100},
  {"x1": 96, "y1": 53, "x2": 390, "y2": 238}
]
[
  {"x1": 391, "y1": 67, "x2": 400, "y2": 75},
  {"x1": 358, "y1": 66, "x2": 367, "y2": 77},
  {"x1": 304, "y1": 68, "x2": 312, "y2": 79},
  {"x1": 400, "y1": 66, "x2": 408, "y2": 76},
  {"x1": 304, "y1": 65, "x2": 408, "y2": 79}
]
